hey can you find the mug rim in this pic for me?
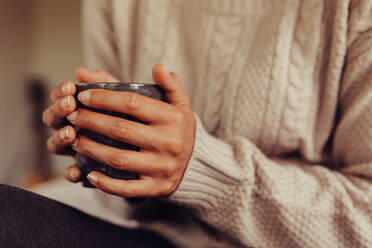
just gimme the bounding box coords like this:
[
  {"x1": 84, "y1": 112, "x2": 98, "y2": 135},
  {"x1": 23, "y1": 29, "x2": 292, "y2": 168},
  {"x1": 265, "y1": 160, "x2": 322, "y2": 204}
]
[{"x1": 76, "y1": 82, "x2": 157, "y2": 88}]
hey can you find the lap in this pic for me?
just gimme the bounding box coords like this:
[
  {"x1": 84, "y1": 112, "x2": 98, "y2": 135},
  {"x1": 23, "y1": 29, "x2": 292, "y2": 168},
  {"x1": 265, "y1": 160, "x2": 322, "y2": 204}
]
[{"x1": 0, "y1": 184, "x2": 175, "y2": 248}]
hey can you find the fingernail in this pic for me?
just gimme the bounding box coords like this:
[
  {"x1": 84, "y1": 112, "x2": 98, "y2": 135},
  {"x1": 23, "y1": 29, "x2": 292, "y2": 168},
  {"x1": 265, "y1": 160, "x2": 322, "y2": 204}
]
[
  {"x1": 162, "y1": 64, "x2": 170, "y2": 72},
  {"x1": 71, "y1": 138, "x2": 78, "y2": 148},
  {"x1": 67, "y1": 111, "x2": 78, "y2": 122},
  {"x1": 59, "y1": 128, "x2": 71, "y2": 141},
  {"x1": 70, "y1": 170, "x2": 77, "y2": 181},
  {"x1": 60, "y1": 96, "x2": 71, "y2": 109},
  {"x1": 87, "y1": 173, "x2": 98, "y2": 184},
  {"x1": 156, "y1": 63, "x2": 166, "y2": 73},
  {"x1": 61, "y1": 82, "x2": 72, "y2": 94},
  {"x1": 78, "y1": 91, "x2": 91, "y2": 102}
]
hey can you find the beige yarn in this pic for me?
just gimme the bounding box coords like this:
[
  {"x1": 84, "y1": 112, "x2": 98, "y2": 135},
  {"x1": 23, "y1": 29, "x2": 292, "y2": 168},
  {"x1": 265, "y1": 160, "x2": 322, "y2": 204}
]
[{"x1": 68, "y1": 0, "x2": 372, "y2": 247}]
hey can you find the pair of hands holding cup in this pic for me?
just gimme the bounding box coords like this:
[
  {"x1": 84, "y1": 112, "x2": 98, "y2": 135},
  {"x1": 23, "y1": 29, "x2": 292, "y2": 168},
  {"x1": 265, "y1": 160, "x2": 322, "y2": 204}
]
[{"x1": 42, "y1": 64, "x2": 196, "y2": 198}]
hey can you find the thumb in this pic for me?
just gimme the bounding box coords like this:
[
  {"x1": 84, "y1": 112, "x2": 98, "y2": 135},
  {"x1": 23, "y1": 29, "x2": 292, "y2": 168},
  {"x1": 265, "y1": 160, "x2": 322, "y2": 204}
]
[
  {"x1": 152, "y1": 64, "x2": 190, "y2": 106},
  {"x1": 75, "y1": 68, "x2": 120, "y2": 83}
]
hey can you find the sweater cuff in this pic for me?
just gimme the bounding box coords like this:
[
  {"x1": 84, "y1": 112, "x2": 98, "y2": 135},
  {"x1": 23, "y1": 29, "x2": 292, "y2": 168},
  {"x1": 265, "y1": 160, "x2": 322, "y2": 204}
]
[{"x1": 169, "y1": 114, "x2": 243, "y2": 210}]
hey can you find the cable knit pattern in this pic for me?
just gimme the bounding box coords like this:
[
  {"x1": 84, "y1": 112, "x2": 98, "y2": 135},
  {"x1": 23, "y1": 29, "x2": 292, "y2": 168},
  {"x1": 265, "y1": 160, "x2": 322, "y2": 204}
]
[
  {"x1": 57, "y1": 0, "x2": 372, "y2": 247},
  {"x1": 273, "y1": 0, "x2": 323, "y2": 156},
  {"x1": 201, "y1": 15, "x2": 244, "y2": 133},
  {"x1": 133, "y1": 0, "x2": 171, "y2": 81}
]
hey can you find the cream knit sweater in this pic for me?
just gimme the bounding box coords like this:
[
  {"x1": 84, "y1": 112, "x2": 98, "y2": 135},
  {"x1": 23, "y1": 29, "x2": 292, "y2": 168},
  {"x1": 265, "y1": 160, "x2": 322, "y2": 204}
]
[{"x1": 36, "y1": 0, "x2": 372, "y2": 247}]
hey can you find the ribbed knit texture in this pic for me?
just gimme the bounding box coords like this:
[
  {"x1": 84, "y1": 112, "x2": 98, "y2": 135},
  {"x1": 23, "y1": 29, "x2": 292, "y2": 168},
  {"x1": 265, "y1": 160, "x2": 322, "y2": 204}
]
[{"x1": 37, "y1": 1, "x2": 372, "y2": 247}]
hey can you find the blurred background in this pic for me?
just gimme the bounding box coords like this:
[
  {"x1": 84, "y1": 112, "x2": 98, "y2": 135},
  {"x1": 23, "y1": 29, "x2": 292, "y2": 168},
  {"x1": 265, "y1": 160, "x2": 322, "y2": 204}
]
[{"x1": 0, "y1": 0, "x2": 83, "y2": 187}]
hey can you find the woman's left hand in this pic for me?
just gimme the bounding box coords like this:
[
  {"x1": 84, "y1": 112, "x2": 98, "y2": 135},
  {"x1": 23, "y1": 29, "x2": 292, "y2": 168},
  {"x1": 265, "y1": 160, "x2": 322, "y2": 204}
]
[{"x1": 66, "y1": 64, "x2": 196, "y2": 197}]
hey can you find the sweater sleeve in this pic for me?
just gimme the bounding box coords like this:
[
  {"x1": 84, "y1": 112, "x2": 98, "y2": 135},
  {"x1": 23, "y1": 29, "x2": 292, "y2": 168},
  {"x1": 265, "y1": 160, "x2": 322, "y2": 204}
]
[
  {"x1": 81, "y1": 0, "x2": 121, "y2": 79},
  {"x1": 170, "y1": 4, "x2": 372, "y2": 248}
]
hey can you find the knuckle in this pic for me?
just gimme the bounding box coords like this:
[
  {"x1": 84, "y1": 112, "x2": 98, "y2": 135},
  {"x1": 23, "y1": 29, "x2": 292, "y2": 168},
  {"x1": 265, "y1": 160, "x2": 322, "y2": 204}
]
[
  {"x1": 42, "y1": 108, "x2": 56, "y2": 128},
  {"x1": 46, "y1": 137, "x2": 55, "y2": 153},
  {"x1": 127, "y1": 93, "x2": 141, "y2": 110},
  {"x1": 90, "y1": 91, "x2": 106, "y2": 105},
  {"x1": 79, "y1": 142, "x2": 93, "y2": 157},
  {"x1": 160, "y1": 181, "x2": 175, "y2": 195},
  {"x1": 50, "y1": 87, "x2": 58, "y2": 102},
  {"x1": 119, "y1": 188, "x2": 134, "y2": 198},
  {"x1": 170, "y1": 72, "x2": 180, "y2": 81},
  {"x1": 170, "y1": 110, "x2": 185, "y2": 124},
  {"x1": 163, "y1": 160, "x2": 177, "y2": 177},
  {"x1": 109, "y1": 151, "x2": 129, "y2": 169},
  {"x1": 79, "y1": 111, "x2": 94, "y2": 128},
  {"x1": 42, "y1": 109, "x2": 49, "y2": 126},
  {"x1": 167, "y1": 138, "x2": 184, "y2": 155},
  {"x1": 49, "y1": 91, "x2": 55, "y2": 102},
  {"x1": 112, "y1": 120, "x2": 134, "y2": 140}
]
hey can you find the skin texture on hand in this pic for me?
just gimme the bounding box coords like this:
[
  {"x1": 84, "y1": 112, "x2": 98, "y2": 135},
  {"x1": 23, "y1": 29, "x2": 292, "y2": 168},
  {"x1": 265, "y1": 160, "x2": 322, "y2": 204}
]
[
  {"x1": 42, "y1": 68, "x2": 120, "y2": 181},
  {"x1": 42, "y1": 65, "x2": 196, "y2": 198}
]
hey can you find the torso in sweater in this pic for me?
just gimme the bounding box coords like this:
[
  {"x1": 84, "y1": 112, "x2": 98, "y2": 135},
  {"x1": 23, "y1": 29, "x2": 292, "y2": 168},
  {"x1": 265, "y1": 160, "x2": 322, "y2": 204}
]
[
  {"x1": 77, "y1": 0, "x2": 372, "y2": 247},
  {"x1": 109, "y1": 0, "x2": 341, "y2": 164}
]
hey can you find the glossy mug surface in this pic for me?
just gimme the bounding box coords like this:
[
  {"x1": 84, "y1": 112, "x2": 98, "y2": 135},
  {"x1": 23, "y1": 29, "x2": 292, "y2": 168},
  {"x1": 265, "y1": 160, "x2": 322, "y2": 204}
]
[{"x1": 73, "y1": 82, "x2": 166, "y2": 187}]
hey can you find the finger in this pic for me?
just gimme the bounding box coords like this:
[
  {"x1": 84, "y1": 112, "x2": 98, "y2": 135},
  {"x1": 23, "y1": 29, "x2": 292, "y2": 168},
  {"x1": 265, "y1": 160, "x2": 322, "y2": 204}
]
[
  {"x1": 42, "y1": 95, "x2": 77, "y2": 129},
  {"x1": 86, "y1": 172, "x2": 158, "y2": 198},
  {"x1": 46, "y1": 126, "x2": 76, "y2": 155},
  {"x1": 152, "y1": 64, "x2": 190, "y2": 107},
  {"x1": 75, "y1": 68, "x2": 120, "y2": 83},
  {"x1": 67, "y1": 109, "x2": 162, "y2": 150},
  {"x1": 76, "y1": 89, "x2": 175, "y2": 123},
  {"x1": 50, "y1": 81, "x2": 76, "y2": 102},
  {"x1": 71, "y1": 135, "x2": 167, "y2": 175},
  {"x1": 64, "y1": 165, "x2": 82, "y2": 182}
]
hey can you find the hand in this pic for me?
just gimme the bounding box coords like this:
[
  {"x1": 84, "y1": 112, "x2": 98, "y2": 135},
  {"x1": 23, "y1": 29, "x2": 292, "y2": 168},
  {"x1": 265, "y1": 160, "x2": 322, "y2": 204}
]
[
  {"x1": 42, "y1": 68, "x2": 120, "y2": 182},
  {"x1": 66, "y1": 64, "x2": 196, "y2": 197}
]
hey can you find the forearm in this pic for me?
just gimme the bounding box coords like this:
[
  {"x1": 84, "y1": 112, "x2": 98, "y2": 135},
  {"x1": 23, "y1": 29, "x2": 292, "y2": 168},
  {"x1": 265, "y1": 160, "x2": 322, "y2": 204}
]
[{"x1": 170, "y1": 115, "x2": 372, "y2": 247}]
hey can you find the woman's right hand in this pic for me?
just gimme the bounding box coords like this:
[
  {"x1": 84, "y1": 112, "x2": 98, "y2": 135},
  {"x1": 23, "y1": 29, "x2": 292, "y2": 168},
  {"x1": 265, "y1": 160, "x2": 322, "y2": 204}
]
[{"x1": 42, "y1": 68, "x2": 119, "y2": 183}]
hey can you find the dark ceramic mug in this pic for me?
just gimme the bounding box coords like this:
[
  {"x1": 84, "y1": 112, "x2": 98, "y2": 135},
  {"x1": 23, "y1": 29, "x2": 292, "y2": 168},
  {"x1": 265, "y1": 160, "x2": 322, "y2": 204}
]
[{"x1": 72, "y1": 82, "x2": 167, "y2": 188}]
